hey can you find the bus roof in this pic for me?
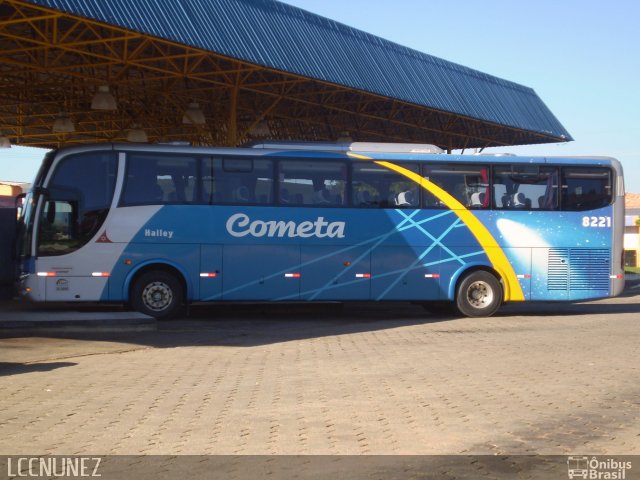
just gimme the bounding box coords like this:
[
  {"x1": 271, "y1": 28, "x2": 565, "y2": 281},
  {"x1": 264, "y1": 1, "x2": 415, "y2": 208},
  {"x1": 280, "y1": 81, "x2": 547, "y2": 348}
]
[{"x1": 52, "y1": 142, "x2": 622, "y2": 171}]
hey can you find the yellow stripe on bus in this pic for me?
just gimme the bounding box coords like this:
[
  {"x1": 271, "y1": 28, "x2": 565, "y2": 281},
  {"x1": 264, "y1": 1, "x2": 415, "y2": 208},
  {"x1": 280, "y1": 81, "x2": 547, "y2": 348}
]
[{"x1": 373, "y1": 160, "x2": 524, "y2": 302}]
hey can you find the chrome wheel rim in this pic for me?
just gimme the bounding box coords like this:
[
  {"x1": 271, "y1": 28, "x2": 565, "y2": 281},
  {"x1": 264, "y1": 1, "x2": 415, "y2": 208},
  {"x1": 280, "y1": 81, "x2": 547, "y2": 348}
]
[
  {"x1": 466, "y1": 280, "x2": 494, "y2": 309},
  {"x1": 142, "y1": 281, "x2": 173, "y2": 312}
]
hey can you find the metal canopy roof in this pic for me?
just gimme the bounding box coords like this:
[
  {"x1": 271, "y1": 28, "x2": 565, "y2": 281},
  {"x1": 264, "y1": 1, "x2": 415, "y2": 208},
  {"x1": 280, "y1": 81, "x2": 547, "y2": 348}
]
[{"x1": 0, "y1": 0, "x2": 572, "y2": 150}]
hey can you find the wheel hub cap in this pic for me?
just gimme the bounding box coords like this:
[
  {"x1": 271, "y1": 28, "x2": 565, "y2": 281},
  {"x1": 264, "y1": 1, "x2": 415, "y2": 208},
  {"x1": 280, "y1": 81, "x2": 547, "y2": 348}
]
[
  {"x1": 142, "y1": 281, "x2": 173, "y2": 311},
  {"x1": 467, "y1": 280, "x2": 493, "y2": 308}
]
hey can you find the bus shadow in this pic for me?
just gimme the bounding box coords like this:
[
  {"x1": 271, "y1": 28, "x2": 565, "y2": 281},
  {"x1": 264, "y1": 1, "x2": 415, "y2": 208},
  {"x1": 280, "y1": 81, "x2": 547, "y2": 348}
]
[
  {"x1": 0, "y1": 302, "x2": 456, "y2": 348},
  {"x1": 0, "y1": 361, "x2": 77, "y2": 377},
  {"x1": 499, "y1": 300, "x2": 640, "y2": 317},
  {"x1": 1, "y1": 290, "x2": 637, "y2": 349},
  {"x1": 153, "y1": 301, "x2": 456, "y2": 348}
]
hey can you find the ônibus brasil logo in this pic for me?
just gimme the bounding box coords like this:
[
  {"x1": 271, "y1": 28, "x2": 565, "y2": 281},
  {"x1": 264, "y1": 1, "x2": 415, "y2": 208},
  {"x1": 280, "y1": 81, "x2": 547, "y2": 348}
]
[
  {"x1": 567, "y1": 456, "x2": 632, "y2": 479},
  {"x1": 226, "y1": 213, "x2": 346, "y2": 239}
]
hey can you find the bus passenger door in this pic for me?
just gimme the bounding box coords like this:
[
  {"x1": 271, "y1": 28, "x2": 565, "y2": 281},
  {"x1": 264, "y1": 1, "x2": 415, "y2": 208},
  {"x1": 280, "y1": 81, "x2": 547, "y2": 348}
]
[
  {"x1": 222, "y1": 245, "x2": 301, "y2": 300},
  {"x1": 199, "y1": 244, "x2": 223, "y2": 301},
  {"x1": 371, "y1": 246, "x2": 441, "y2": 300},
  {"x1": 300, "y1": 246, "x2": 370, "y2": 300}
]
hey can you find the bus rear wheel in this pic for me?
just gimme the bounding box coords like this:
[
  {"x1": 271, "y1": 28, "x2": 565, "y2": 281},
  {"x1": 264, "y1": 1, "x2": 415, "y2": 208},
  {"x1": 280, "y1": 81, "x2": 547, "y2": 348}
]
[
  {"x1": 455, "y1": 270, "x2": 502, "y2": 317},
  {"x1": 131, "y1": 270, "x2": 184, "y2": 319}
]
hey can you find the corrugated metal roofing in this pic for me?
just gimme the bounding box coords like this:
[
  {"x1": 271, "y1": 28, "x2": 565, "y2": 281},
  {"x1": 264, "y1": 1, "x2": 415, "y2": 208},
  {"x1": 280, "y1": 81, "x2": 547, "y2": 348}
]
[{"x1": 26, "y1": 0, "x2": 572, "y2": 141}]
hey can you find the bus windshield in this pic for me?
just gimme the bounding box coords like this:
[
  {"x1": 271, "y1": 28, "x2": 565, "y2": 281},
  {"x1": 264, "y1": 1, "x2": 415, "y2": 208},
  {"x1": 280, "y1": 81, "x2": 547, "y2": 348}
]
[
  {"x1": 35, "y1": 151, "x2": 117, "y2": 256},
  {"x1": 15, "y1": 151, "x2": 56, "y2": 259}
]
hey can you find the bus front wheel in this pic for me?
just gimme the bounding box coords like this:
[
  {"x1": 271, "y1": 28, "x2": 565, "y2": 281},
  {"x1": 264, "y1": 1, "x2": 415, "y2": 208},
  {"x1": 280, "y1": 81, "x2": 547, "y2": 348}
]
[
  {"x1": 131, "y1": 270, "x2": 184, "y2": 319},
  {"x1": 455, "y1": 270, "x2": 502, "y2": 317}
]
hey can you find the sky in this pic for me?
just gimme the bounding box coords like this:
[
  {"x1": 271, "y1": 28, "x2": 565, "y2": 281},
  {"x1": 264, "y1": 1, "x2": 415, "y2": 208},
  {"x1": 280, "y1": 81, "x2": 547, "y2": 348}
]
[{"x1": 2, "y1": 0, "x2": 639, "y2": 191}]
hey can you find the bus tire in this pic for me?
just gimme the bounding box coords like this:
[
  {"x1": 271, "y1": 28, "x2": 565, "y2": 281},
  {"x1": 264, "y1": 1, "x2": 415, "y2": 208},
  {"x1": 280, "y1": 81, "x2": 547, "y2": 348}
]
[
  {"x1": 131, "y1": 270, "x2": 184, "y2": 319},
  {"x1": 455, "y1": 270, "x2": 502, "y2": 317}
]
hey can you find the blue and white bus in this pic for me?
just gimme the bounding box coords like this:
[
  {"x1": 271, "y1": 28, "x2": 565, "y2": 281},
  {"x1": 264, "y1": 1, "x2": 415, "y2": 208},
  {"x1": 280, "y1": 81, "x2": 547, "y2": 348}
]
[{"x1": 15, "y1": 142, "x2": 625, "y2": 318}]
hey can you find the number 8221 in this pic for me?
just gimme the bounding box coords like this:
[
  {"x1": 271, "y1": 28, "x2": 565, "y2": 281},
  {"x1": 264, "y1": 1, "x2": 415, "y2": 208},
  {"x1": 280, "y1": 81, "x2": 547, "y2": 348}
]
[{"x1": 582, "y1": 216, "x2": 611, "y2": 228}]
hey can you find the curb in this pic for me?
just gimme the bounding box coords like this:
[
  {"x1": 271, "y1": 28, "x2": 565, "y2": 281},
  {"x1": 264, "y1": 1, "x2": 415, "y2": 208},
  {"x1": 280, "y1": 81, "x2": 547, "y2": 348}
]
[{"x1": 0, "y1": 311, "x2": 156, "y2": 334}]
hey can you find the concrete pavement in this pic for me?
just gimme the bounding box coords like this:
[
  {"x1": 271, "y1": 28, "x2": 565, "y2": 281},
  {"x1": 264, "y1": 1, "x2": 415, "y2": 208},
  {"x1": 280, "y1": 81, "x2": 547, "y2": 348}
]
[{"x1": 1, "y1": 288, "x2": 639, "y2": 456}]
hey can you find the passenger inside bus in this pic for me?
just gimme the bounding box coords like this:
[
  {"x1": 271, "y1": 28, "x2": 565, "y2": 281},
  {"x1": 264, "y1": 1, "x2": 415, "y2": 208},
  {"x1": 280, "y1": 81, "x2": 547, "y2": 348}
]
[
  {"x1": 469, "y1": 192, "x2": 485, "y2": 208},
  {"x1": 314, "y1": 188, "x2": 332, "y2": 205},
  {"x1": 511, "y1": 192, "x2": 531, "y2": 209},
  {"x1": 232, "y1": 186, "x2": 250, "y2": 203},
  {"x1": 395, "y1": 190, "x2": 415, "y2": 207}
]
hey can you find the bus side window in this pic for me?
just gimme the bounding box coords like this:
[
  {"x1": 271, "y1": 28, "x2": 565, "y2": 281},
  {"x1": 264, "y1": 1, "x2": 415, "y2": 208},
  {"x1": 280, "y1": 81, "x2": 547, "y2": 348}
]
[
  {"x1": 203, "y1": 157, "x2": 274, "y2": 205},
  {"x1": 201, "y1": 161, "x2": 216, "y2": 204},
  {"x1": 279, "y1": 160, "x2": 346, "y2": 207},
  {"x1": 536, "y1": 168, "x2": 559, "y2": 210},
  {"x1": 493, "y1": 165, "x2": 558, "y2": 211},
  {"x1": 352, "y1": 162, "x2": 419, "y2": 208},
  {"x1": 561, "y1": 167, "x2": 612, "y2": 211},
  {"x1": 122, "y1": 154, "x2": 198, "y2": 205},
  {"x1": 388, "y1": 165, "x2": 419, "y2": 208},
  {"x1": 424, "y1": 164, "x2": 489, "y2": 209}
]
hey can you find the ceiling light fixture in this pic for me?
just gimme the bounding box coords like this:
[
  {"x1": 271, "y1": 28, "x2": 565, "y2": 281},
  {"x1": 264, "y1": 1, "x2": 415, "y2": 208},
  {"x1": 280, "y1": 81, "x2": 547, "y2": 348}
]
[
  {"x1": 52, "y1": 113, "x2": 75, "y2": 133},
  {"x1": 337, "y1": 131, "x2": 353, "y2": 143},
  {"x1": 182, "y1": 102, "x2": 206, "y2": 125},
  {"x1": 91, "y1": 85, "x2": 117, "y2": 111},
  {"x1": 249, "y1": 119, "x2": 271, "y2": 137},
  {"x1": 127, "y1": 124, "x2": 148, "y2": 143},
  {"x1": 0, "y1": 131, "x2": 10, "y2": 148}
]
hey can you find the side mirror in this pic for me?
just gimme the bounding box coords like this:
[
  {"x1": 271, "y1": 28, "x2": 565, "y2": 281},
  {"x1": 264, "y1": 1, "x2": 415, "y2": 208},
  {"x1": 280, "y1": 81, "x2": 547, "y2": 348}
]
[
  {"x1": 15, "y1": 192, "x2": 26, "y2": 209},
  {"x1": 15, "y1": 193, "x2": 26, "y2": 221}
]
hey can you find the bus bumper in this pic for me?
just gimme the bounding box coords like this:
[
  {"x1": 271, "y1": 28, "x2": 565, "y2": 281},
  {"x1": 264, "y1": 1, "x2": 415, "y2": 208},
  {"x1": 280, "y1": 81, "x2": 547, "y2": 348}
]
[
  {"x1": 611, "y1": 275, "x2": 625, "y2": 297},
  {"x1": 17, "y1": 273, "x2": 45, "y2": 302}
]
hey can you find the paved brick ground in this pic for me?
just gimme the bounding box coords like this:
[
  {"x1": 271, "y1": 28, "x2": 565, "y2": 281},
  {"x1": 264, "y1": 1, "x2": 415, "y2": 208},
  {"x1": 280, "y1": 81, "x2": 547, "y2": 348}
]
[{"x1": 1, "y1": 285, "x2": 639, "y2": 455}]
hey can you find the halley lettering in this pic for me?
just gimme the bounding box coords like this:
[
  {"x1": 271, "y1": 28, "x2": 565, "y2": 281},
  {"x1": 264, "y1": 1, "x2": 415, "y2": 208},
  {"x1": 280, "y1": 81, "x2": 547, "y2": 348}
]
[
  {"x1": 227, "y1": 213, "x2": 345, "y2": 239},
  {"x1": 144, "y1": 228, "x2": 174, "y2": 239}
]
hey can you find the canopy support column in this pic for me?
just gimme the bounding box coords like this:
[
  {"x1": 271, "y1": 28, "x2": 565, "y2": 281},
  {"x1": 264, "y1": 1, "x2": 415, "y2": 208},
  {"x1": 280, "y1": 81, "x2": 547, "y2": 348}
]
[{"x1": 228, "y1": 80, "x2": 239, "y2": 146}]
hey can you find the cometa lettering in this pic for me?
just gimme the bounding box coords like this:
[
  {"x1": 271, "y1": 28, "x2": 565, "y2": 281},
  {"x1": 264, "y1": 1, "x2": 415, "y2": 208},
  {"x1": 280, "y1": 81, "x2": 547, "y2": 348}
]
[{"x1": 226, "y1": 213, "x2": 345, "y2": 239}]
